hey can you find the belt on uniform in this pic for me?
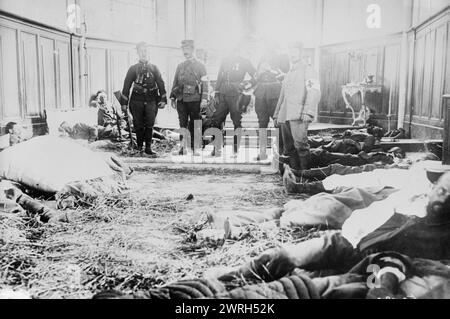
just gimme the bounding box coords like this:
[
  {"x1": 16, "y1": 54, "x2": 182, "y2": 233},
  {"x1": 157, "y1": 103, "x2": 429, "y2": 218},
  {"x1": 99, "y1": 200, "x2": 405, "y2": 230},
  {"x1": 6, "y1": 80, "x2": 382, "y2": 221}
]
[{"x1": 258, "y1": 80, "x2": 279, "y2": 84}]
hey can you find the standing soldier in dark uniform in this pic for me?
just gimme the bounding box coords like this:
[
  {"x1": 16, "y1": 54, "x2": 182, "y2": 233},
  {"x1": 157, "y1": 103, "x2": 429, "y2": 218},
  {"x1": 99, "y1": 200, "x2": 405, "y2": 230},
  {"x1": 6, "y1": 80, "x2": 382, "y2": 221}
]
[
  {"x1": 170, "y1": 40, "x2": 209, "y2": 156},
  {"x1": 121, "y1": 42, "x2": 167, "y2": 157},
  {"x1": 254, "y1": 45, "x2": 290, "y2": 160},
  {"x1": 211, "y1": 44, "x2": 257, "y2": 156},
  {"x1": 255, "y1": 47, "x2": 290, "y2": 128}
]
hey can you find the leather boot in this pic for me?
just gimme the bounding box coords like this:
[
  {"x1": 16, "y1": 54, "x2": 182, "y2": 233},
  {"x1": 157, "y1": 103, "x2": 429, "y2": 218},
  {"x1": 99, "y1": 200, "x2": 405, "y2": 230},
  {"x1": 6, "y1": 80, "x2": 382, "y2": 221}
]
[
  {"x1": 297, "y1": 150, "x2": 311, "y2": 171},
  {"x1": 283, "y1": 168, "x2": 326, "y2": 195},
  {"x1": 233, "y1": 135, "x2": 239, "y2": 154},
  {"x1": 144, "y1": 128, "x2": 157, "y2": 157},
  {"x1": 290, "y1": 166, "x2": 332, "y2": 181},
  {"x1": 289, "y1": 153, "x2": 301, "y2": 171},
  {"x1": 296, "y1": 181, "x2": 326, "y2": 195},
  {"x1": 135, "y1": 129, "x2": 144, "y2": 150}
]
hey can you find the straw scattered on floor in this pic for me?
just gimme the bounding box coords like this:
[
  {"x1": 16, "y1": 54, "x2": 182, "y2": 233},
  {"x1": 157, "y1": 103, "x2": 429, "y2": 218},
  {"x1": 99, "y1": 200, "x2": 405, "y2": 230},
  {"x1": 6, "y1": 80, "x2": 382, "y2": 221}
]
[{"x1": 0, "y1": 167, "x2": 320, "y2": 298}]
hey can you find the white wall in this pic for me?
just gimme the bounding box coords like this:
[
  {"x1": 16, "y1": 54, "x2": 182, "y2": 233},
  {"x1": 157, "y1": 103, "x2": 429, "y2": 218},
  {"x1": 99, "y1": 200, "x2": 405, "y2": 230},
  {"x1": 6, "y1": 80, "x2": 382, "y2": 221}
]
[
  {"x1": 249, "y1": 0, "x2": 318, "y2": 48},
  {"x1": 322, "y1": 0, "x2": 406, "y2": 45},
  {"x1": 80, "y1": 0, "x2": 158, "y2": 44},
  {"x1": 0, "y1": 0, "x2": 188, "y2": 46},
  {"x1": 0, "y1": 0, "x2": 69, "y2": 29}
]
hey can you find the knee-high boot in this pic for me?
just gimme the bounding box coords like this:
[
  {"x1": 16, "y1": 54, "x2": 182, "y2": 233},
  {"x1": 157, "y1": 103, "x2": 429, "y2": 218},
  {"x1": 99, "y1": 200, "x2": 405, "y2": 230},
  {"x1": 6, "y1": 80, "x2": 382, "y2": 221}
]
[
  {"x1": 144, "y1": 127, "x2": 153, "y2": 151},
  {"x1": 289, "y1": 152, "x2": 301, "y2": 171},
  {"x1": 283, "y1": 168, "x2": 326, "y2": 195},
  {"x1": 135, "y1": 129, "x2": 144, "y2": 150},
  {"x1": 297, "y1": 150, "x2": 311, "y2": 171}
]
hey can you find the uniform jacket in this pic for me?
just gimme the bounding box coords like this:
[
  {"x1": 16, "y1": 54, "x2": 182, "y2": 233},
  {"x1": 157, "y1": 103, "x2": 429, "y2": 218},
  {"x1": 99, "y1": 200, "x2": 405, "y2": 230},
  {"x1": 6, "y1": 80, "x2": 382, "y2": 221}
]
[
  {"x1": 215, "y1": 56, "x2": 256, "y2": 97},
  {"x1": 171, "y1": 58, "x2": 208, "y2": 103},
  {"x1": 254, "y1": 53, "x2": 290, "y2": 100},
  {"x1": 274, "y1": 61, "x2": 321, "y2": 123},
  {"x1": 122, "y1": 61, "x2": 167, "y2": 103},
  {"x1": 96, "y1": 102, "x2": 117, "y2": 127}
]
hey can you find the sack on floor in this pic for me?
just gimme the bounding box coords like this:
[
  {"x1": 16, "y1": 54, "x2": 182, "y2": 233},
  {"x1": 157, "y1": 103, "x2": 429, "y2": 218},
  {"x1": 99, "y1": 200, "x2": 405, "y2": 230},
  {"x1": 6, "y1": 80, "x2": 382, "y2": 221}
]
[{"x1": 0, "y1": 135, "x2": 118, "y2": 193}]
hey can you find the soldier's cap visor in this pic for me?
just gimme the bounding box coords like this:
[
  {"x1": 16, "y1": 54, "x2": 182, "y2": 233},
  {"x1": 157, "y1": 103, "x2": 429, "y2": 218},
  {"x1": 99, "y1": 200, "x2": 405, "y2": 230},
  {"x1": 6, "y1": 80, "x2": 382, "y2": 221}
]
[
  {"x1": 136, "y1": 42, "x2": 148, "y2": 50},
  {"x1": 181, "y1": 40, "x2": 195, "y2": 48}
]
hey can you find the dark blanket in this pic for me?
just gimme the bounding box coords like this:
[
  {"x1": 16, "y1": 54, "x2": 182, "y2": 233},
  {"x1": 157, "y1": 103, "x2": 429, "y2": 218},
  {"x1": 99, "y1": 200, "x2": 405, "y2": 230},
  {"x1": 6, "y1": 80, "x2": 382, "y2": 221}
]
[{"x1": 94, "y1": 275, "x2": 319, "y2": 299}]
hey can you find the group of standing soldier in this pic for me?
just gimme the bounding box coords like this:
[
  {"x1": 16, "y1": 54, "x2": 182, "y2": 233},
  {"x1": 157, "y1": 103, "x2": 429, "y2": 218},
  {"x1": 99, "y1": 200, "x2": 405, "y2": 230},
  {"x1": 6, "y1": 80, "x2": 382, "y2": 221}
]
[{"x1": 120, "y1": 39, "x2": 321, "y2": 171}]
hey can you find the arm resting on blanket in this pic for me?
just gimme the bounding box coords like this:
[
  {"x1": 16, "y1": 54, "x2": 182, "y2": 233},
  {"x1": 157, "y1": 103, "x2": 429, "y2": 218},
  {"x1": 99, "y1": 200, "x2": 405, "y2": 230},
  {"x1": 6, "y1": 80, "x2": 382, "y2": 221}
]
[{"x1": 220, "y1": 231, "x2": 359, "y2": 282}]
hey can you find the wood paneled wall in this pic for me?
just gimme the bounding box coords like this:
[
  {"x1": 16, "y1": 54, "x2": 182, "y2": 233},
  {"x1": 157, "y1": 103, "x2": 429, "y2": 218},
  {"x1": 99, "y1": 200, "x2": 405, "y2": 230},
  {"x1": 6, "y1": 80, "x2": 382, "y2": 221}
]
[
  {"x1": 318, "y1": 34, "x2": 402, "y2": 131},
  {"x1": 0, "y1": 16, "x2": 82, "y2": 134},
  {"x1": 405, "y1": 8, "x2": 450, "y2": 139},
  {"x1": 318, "y1": 6, "x2": 449, "y2": 139},
  {"x1": 0, "y1": 14, "x2": 181, "y2": 133}
]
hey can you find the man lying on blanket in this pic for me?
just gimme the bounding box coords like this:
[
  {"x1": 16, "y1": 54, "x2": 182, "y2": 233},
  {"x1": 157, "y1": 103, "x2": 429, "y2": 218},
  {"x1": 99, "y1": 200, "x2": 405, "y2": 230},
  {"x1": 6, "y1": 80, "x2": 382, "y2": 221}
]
[
  {"x1": 201, "y1": 161, "x2": 433, "y2": 240},
  {"x1": 282, "y1": 153, "x2": 438, "y2": 194},
  {"x1": 96, "y1": 172, "x2": 450, "y2": 299},
  {"x1": 214, "y1": 171, "x2": 450, "y2": 298}
]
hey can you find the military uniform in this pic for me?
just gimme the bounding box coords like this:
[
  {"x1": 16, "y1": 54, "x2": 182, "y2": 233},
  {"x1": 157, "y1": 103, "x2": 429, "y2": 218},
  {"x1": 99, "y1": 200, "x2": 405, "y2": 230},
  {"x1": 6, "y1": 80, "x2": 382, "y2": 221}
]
[
  {"x1": 170, "y1": 41, "x2": 208, "y2": 151},
  {"x1": 274, "y1": 58, "x2": 321, "y2": 170},
  {"x1": 254, "y1": 53, "x2": 290, "y2": 128},
  {"x1": 122, "y1": 60, "x2": 167, "y2": 152},
  {"x1": 212, "y1": 56, "x2": 256, "y2": 154},
  {"x1": 213, "y1": 56, "x2": 256, "y2": 130},
  {"x1": 97, "y1": 102, "x2": 118, "y2": 127}
]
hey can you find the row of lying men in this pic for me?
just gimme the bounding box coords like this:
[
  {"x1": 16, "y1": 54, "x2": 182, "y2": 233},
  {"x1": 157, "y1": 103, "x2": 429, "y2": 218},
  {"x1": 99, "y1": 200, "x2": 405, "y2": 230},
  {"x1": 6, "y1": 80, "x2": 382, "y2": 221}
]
[
  {"x1": 279, "y1": 125, "x2": 440, "y2": 195},
  {"x1": 95, "y1": 171, "x2": 450, "y2": 299}
]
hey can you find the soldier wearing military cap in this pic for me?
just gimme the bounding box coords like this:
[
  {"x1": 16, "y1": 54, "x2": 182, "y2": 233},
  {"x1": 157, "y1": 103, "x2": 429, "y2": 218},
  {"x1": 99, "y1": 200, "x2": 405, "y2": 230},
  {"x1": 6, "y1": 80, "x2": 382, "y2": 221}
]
[
  {"x1": 211, "y1": 42, "x2": 257, "y2": 156},
  {"x1": 170, "y1": 40, "x2": 209, "y2": 156},
  {"x1": 274, "y1": 41, "x2": 321, "y2": 170},
  {"x1": 121, "y1": 41, "x2": 167, "y2": 156}
]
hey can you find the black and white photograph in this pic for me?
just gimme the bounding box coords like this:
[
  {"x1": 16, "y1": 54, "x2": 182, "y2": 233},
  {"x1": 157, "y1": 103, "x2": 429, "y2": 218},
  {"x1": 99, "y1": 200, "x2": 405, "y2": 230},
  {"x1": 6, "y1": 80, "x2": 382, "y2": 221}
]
[{"x1": 0, "y1": 0, "x2": 450, "y2": 307}]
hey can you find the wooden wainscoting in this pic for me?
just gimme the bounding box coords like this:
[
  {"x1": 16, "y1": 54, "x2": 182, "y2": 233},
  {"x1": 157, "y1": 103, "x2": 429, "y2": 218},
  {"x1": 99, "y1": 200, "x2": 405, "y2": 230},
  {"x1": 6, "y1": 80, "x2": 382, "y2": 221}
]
[
  {"x1": 318, "y1": 33, "x2": 402, "y2": 131},
  {"x1": 405, "y1": 7, "x2": 450, "y2": 139},
  {"x1": 0, "y1": 13, "x2": 181, "y2": 134}
]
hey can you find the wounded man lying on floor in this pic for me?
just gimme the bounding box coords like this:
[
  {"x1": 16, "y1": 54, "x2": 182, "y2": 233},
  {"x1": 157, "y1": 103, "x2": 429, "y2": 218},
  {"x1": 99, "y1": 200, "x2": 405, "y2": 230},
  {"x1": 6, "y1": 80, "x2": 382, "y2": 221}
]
[
  {"x1": 282, "y1": 150, "x2": 439, "y2": 195},
  {"x1": 96, "y1": 172, "x2": 450, "y2": 299},
  {"x1": 203, "y1": 160, "x2": 433, "y2": 238},
  {"x1": 0, "y1": 135, "x2": 132, "y2": 222},
  {"x1": 58, "y1": 121, "x2": 126, "y2": 142}
]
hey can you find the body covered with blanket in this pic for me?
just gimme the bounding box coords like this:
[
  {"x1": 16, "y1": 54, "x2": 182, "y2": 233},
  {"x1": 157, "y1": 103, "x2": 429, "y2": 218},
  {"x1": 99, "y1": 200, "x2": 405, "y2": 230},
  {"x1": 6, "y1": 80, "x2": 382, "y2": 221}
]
[{"x1": 0, "y1": 135, "x2": 131, "y2": 216}]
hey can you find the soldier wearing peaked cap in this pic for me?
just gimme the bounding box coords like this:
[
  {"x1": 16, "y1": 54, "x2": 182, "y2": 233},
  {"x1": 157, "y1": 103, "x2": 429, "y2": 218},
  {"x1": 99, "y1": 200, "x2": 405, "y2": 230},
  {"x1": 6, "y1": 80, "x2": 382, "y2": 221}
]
[
  {"x1": 121, "y1": 41, "x2": 167, "y2": 157},
  {"x1": 170, "y1": 40, "x2": 209, "y2": 156}
]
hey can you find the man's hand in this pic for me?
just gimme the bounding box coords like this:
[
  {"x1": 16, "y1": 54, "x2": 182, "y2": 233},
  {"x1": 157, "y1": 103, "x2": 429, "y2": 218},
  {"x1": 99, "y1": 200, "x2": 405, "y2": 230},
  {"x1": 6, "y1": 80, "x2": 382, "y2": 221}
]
[
  {"x1": 200, "y1": 99, "x2": 208, "y2": 111},
  {"x1": 218, "y1": 247, "x2": 297, "y2": 282},
  {"x1": 252, "y1": 247, "x2": 297, "y2": 280},
  {"x1": 171, "y1": 99, "x2": 177, "y2": 109},
  {"x1": 158, "y1": 101, "x2": 166, "y2": 109}
]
